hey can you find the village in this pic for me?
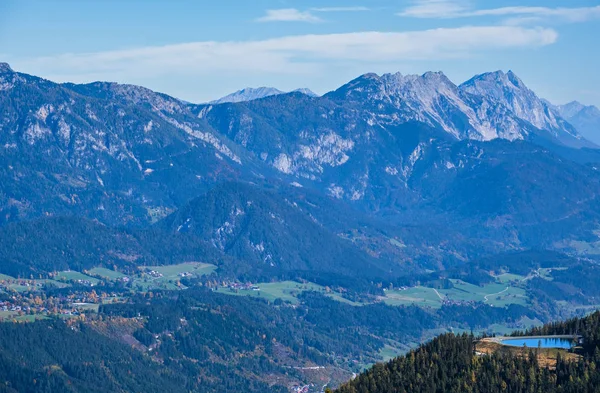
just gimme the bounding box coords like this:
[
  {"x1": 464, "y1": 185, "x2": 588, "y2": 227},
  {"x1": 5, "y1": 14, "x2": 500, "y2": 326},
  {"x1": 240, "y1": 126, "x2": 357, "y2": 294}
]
[
  {"x1": 222, "y1": 281, "x2": 261, "y2": 292},
  {"x1": 0, "y1": 277, "x2": 125, "y2": 322}
]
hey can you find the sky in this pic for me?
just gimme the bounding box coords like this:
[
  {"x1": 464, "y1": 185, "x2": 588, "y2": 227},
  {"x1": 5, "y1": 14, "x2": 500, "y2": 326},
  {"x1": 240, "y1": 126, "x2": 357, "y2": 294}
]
[{"x1": 0, "y1": 0, "x2": 599, "y2": 106}]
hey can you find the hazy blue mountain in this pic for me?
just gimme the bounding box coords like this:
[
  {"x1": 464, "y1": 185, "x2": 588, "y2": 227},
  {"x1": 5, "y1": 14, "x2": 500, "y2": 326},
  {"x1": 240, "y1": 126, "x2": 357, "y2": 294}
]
[
  {"x1": 556, "y1": 101, "x2": 600, "y2": 145},
  {"x1": 292, "y1": 88, "x2": 319, "y2": 97},
  {"x1": 209, "y1": 86, "x2": 318, "y2": 104},
  {"x1": 209, "y1": 87, "x2": 285, "y2": 104}
]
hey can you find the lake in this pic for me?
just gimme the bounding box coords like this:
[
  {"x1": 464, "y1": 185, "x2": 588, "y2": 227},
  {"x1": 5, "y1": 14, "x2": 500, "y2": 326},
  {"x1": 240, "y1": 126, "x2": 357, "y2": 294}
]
[{"x1": 500, "y1": 337, "x2": 576, "y2": 349}]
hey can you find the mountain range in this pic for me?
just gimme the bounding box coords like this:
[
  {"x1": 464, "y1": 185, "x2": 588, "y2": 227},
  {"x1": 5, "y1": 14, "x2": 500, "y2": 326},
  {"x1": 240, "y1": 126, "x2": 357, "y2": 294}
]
[{"x1": 2, "y1": 62, "x2": 600, "y2": 281}]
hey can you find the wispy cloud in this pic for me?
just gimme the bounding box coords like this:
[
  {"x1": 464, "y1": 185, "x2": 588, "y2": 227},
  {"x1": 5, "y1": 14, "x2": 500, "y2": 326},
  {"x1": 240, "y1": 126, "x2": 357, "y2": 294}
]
[
  {"x1": 469, "y1": 6, "x2": 600, "y2": 23},
  {"x1": 256, "y1": 6, "x2": 370, "y2": 23},
  {"x1": 13, "y1": 26, "x2": 557, "y2": 84},
  {"x1": 256, "y1": 9, "x2": 323, "y2": 23},
  {"x1": 310, "y1": 6, "x2": 370, "y2": 12},
  {"x1": 398, "y1": 1, "x2": 600, "y2": 23},
  {"x1": 398, "y1": 0, "x2": 469, "y2": 18}
]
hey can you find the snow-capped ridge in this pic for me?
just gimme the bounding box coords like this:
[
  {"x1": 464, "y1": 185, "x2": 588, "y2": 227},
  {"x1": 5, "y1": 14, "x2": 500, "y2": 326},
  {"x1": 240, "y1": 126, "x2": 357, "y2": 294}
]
[
  {"x1": 292, "y1": 88, "x2": 319, "y2": 97},
  {"x1": 210, "y1": 86, "x2": 318, "y2": 104},
  {"x1": 328, "y1": 69, "x2": 587, "y2": 145},
  {"x1": 210, "y1": 87, "x2": 284, "y2": 104}
]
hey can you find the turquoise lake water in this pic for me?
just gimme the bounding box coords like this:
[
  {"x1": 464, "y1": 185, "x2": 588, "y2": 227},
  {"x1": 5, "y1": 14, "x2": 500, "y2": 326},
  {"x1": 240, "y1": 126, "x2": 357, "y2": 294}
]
[{"x1": 500, "y1": 337, "x2": 576, "y2": 349}]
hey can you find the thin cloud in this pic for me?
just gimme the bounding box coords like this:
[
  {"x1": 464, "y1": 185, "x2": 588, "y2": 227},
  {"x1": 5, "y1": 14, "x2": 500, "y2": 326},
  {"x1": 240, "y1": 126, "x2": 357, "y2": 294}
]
[
  {"x1": 256, "y1": 8, "x2": 322, "y2": 23},
  {"x1": 13, "y1": 26, "x2": 558, "y2": 84},
  {"x1": 469, "y1": 6, "x2": 600, "y2": 23},
  {"x1": 398, "y1": 1, "x2": 600, "y2": 23},
  {"x1": 398, "y1": 0, "x2": 470, "y2": 18},
  {"x1": 310, "y1": 7, "x2": 370, "y2": 12},
  {"x1": 256, "y1": 6, "x2": 369, "y2": 23}
]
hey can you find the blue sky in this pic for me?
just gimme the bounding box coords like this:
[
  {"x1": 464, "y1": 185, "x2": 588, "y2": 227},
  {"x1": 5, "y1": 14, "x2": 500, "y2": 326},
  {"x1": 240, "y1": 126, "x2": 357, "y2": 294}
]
[{"x1": 1, "y1": 0, "x2": 599, "y2": 106}]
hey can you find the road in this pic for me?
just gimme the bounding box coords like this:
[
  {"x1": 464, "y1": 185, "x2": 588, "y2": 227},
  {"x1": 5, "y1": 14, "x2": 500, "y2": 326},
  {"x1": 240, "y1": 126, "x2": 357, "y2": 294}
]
[{"x1": 484, "y1": 287, "x2": 509, "y2": 303}]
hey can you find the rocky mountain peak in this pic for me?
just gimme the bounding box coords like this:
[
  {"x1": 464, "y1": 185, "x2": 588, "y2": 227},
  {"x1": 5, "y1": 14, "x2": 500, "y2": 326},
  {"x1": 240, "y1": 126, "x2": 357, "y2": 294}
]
[
  {"x1": 460, "y1": 70, "x2": 566, "y2": 133},
  {"x1": 0, "y1": 62, "x2": 14, "y2": 73},
  {"x1": 506, "y1": 70, "x2": 526, "y2": 88}
]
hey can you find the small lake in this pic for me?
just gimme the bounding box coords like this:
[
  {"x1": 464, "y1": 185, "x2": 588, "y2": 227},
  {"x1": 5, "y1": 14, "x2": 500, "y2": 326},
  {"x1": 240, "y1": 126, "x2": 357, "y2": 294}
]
[{"x1": 500, "y1": 337, "x2": 576, "y2": 349}]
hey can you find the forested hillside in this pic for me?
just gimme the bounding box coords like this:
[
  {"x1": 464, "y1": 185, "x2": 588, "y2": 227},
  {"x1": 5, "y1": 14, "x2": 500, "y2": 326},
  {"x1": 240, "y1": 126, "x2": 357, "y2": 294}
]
[
  {"x1": 337, "y1": 312, "x2": 600, "y2": 393},
  {"x1": 0, "y1": 216, "x2": 223, "y2": 277},
  {"x1": 0, "y1": 288, "x2": 547, "y2": 393}
]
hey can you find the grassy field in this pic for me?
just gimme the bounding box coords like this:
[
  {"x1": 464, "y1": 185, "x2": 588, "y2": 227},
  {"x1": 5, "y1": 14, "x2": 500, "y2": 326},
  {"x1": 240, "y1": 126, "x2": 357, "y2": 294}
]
[
  {"x1": 131, "y1": 280, "x2": 181, "y2": 291},
  {"x1": 88, "y1": 268, "x2": 127, "y2": 280},
  {"x1": 0, "y1": 310, "x2": 19, "y2": 320},
  {"x1": 72, "y1": 303, "x2": 100, "y2": 312},
  {"x1": 485, "y1": 287, "x2": 528, "y2": 307},
  {"x1": 216, "y1": 278, "x2": 524, "y2": 308},
  {"x1": 142, "y1": 262, "x2": 217, "y2": 279},
  {"x1": 378, "y1": 344, "x2": 410, "y2": 362},
  {"x1": 0, "y1": 275, "x2": 69, "y2": 293},
  {"x1": 0, "y1": 273, "x2": 16, "y2": 281},
  {"x1": 6, "y1": 284, "x2": 34, "y2": 293},
  {"x1": 538, "y1": 267, "x2": 568, "y2": 280},
  {"x1": 36, "y1": 279, "x2": 69, "y2": 288},
  {"x1": 215, "y1": 280, "x2": 363, "y2": 305},
  {"x1": 56, "y1": 271, "x2": 100, "y2": 285},
  {"x1": 216, "y1": 281, "x2": 323, "y2": 304},
  {"x1": 382, "y1": 279, "x2": 528, "y2": 308},
  {"x1": 130, "y1": 263, "x2": 217, "y2": 292},
  {"x1": 0, "y1": 311, "x2": 49, "y2": 322},
  {"x1": 442, "y1": 280, "x2": 528, "y2": 307},
  {"x1": 495, "y1": 273, "x2": 526, "y2": 283},
  {"x1": 383, "y1": 287, "x2": 443, "y2": 308},
  {"x1": 378, "y1": 345, "x2": 399, "y2": 362}
]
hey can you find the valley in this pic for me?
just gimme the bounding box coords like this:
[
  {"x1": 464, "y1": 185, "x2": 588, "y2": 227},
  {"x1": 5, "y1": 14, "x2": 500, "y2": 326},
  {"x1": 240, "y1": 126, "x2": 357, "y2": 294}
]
[{"x1": 1, "y1": 62, "x2": 600, "y2": 392}]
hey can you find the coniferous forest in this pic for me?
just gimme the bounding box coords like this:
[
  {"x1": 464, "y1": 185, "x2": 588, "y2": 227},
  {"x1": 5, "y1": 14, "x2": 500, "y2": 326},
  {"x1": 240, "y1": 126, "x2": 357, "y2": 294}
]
[{"x1": 337, "y1": 312, "x2": 600, "y2": 393}]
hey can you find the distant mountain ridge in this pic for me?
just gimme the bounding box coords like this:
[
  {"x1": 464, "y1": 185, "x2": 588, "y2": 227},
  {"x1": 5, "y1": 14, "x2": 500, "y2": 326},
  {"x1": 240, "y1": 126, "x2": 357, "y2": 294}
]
[
  {"x1": 209, "y1": 86, "x2": 318, "y2": 104},
  {"x1": 555, "y1": 101, "x2": 600, "y2": 145}
]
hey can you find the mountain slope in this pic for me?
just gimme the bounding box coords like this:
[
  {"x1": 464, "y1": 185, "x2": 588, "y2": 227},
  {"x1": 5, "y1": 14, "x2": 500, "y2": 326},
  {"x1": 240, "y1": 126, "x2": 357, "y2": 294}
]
[
  {"x1": 0, "y1": 216, "x2": 222, "y2": 277},
  {"x1": 0, "y1": 65, "x2": 267, "y2": 226},
  {"x1": 158, "y1": 182, "x2": 398, "y2": 280}
]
